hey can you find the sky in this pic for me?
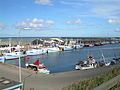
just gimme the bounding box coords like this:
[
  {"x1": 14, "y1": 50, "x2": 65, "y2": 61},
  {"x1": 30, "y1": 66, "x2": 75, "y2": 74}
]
[{"x1": 0, "y1": 0, "x2": 120, "y2": 37}]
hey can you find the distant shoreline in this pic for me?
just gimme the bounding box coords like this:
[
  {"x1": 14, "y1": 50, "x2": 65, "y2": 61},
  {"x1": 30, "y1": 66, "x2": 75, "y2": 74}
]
[{"x1": 0, "y1": 37, "x2": 120, "y2": 38}]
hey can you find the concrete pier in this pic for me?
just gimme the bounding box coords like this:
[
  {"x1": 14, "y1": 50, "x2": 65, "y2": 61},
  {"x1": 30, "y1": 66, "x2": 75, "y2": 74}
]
[{"x1": 0, "y1": 63, "x2": 117, "y2": 90}]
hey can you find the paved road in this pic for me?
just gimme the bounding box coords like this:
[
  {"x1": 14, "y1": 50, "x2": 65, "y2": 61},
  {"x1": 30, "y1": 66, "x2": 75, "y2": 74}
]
[{"x1": 0, "y1": 63, "x2": 116, "y2": 90}]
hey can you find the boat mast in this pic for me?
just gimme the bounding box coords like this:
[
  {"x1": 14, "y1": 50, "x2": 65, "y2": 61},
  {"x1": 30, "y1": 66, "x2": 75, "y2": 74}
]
[
  {"x1": 101, "y1": 52, "x2": 106, "y2": 63},
  {"x1": 9, "y1": 38, "x2": 12, "y2": 53}
]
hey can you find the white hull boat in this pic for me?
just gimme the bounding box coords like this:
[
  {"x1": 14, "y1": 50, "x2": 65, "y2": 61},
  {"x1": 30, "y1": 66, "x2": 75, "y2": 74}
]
[
  {"x1": 46, "y1": 47, "x2": 61, "y2": 53},
  {"x1": 26, "y1": 49, "x2": 46, "y2": 56},
  {"x1": 74, "y1": 45, "x2": 83, "y2": 49},
  {"x1": 75, "y1": 56, "x2": 97, "y2": 70},
  {"x1": 26, "y1": 60, "x2": 50, "y2": 74},
  {"x1": 75, "y1": 63, "x2": 97, "y2": 70},
  {"x1": 3, "y1": 50, "x2": 27, "y2": 58},
  {"x1": 0, "y1": 55, "x2": 21, "y2": 63},
  {"x1": 58, "y1": 45, "x2": 73, "y2": 51}
]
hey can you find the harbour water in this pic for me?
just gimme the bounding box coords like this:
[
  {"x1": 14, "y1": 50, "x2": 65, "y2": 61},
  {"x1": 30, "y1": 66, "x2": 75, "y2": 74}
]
[{"x1": 6, "y1": 43, "x2": 120, "y2": 73}]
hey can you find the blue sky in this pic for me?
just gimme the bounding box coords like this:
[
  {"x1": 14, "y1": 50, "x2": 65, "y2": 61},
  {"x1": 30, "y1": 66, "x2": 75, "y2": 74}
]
[{"x1": 0, "y1": 0, "x2": 120, "y2": 37}]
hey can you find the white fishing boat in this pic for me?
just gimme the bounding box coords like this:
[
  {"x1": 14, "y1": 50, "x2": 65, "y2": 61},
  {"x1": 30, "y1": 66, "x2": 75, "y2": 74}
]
[
  {"x1": 75, "y1": 56, "x2": 97, "y2": 70},
  {"x1": 45, "y1": 47, "x2": 61, "y2": 53},
  {"x1": 26, "y1": 60, "x2": 50, "y2": 74},
  {"x1": 58, "y1": 45, "x2": 73, "y2": 51},
  {"x1": 26, "y1": 48, "x2": 46, "y2": 56},
  {"x1": 0, "y1": 56, "x2": 5, "y2": 63},
  {"x1": 3, "y1": 50, "x2": 27, "y2": 58},
  {"x1": 0, "y1": 55, "x2": 20, "y2": 63},
  {"x1": 75, "y1": 63, "x2": 96, "y2": 70},
  {"x1": 0, "y1": 45, "x2": 24, "y2": 51},
  {"x1": 74, "y1": 45, "x2": 83, "y2": 49},
  {"x1": 89, "y1": 44, "x2": 94, "y2": 47}
]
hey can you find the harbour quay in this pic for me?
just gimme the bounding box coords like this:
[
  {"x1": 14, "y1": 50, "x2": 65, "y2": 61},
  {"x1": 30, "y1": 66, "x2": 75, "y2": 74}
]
[{"x1": 0, "y1": 62, "x2": 119, "y2": 90}]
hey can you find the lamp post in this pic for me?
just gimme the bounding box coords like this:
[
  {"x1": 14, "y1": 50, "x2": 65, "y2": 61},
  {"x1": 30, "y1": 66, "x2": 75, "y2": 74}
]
[
  {"x1": 18, "y1": 30, "x2": 22, "y2": 82},
  {"x1": 17, "y1": 27, "x2": 31, "y2": 83}
]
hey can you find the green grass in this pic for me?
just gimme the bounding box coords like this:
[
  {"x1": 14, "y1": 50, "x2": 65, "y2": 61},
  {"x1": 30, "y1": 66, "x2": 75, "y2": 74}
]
[
  {"x1": 62, "y1": 66, "x2": 120, "y2": 90},
  {"x1": 109, "y1": 82, "x2": 120, "y2": 90}
]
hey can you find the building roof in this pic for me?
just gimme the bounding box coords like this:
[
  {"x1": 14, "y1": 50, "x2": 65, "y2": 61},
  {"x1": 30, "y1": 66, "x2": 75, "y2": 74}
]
[{"x1": 0, "y1": 77, "x2": 23, "y2": 89}]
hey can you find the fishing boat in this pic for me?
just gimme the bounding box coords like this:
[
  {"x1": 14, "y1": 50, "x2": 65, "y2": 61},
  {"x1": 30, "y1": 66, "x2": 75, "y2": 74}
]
[
  {"x1": 74, "y1": 45, "x2": 83, "y2": 49},
  {"x1": 84, "y1": 44, "x2": 90, "y2": 47},
  {"x1": 0, "y1": 54, "x2": 25, "y2": 63},
  {"x1": 110, "y1": 57, "x2": 120, "y2": 65},
  {"x1": 58, "y1": 45, "x2": 73, "y2": 51},
  {"x1": 3, "y1": 51, "x2": 26, "y2": 57},
  {"x1": 0, "y1": 56, "x2": 5, "y2": 63},
  {"x1": 0, "y1": 48, "x2": 27, "y2": 63},
  {"x1": 75, "y1": 56, "x2": 97, "y2": 70},
  {"x1": 26, "y1": 60, "x2": 50, "y2": 74},
  {"x1": 26, "y1": 48, "x2": 46, "y2": 56},
  {"x1": 45, "y1": 47, "x2": 61, "y2": 53},
  {"x1": 89, "y1": 44, "x2": 94, "y2": 47}
]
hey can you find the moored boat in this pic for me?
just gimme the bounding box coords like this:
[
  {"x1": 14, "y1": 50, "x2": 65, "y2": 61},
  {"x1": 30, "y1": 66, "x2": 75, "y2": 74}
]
[
  {"x1": 26, "y1": 48, "x2": 46, "y2": 56},
  {"x1": 45, "y1": 47, "x2": 61, "y2": 53},
  {"x1": 0, "y1": 55, "x2": 22, "y2": 63},
  {"x1": 75, "y1": 56, "x2": 97, "y2": 70},
  {"x1": 84, "y1": 44, "x2": 89, "y2": 47},
  {"x1": 58, "y1": 45, "x2": 73, "y2": 51},
  {"x1": 74, "y1": 45, "x2": 83, "y2": 49},
  {"x1": 26, "y1": 60, "x2": 50, "y2": 74}
]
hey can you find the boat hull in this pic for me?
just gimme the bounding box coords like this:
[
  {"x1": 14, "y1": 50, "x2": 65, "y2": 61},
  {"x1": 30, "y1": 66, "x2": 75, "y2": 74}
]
[{"x1": 75, "y1": 64, "x2": 97, "y2": 70}]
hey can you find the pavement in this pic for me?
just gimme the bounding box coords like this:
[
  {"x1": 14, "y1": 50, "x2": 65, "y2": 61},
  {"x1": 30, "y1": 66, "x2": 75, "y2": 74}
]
[{"x1": 0, "y1": 63, "x2": 116, "y2": 90}]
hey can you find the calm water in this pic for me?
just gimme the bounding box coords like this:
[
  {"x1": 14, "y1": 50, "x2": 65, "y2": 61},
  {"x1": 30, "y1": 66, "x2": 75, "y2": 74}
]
[{"x1": 6, "y1": 43, "x2": 120, "y2": 73}]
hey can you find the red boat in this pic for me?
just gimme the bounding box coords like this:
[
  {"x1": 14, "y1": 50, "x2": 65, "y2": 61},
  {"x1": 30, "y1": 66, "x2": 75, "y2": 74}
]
[{"x1": 26, "y1": 59, "x2": 50, "y2": 74}]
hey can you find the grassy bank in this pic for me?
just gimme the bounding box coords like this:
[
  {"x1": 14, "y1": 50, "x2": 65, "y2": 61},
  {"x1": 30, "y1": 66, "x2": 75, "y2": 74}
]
[
  {"x1": 109, "y1": 82, "x2": 120, "y2": 90},
  {"x1": 62, "y1": 65, "x2": 120, "y2": 90}
]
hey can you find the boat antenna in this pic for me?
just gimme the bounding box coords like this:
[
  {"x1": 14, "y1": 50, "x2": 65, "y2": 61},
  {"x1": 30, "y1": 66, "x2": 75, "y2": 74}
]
[{"x1": 100, "y1": 50, "x2": 106, "y2": 63}]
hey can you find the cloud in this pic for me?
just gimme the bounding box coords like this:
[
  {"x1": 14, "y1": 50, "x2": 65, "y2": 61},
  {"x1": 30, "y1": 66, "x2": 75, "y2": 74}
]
[
  {"x1": 0, "y1": 23, "x2": 5, "y2": 30},
  {"x1": 32, "y1": 18, "x2": 44, "y2": 23},
  {"x1": 34, "y1": 0, "x2": 53, "y2": 5},
  {"x1": 15, "y1": 18, "x2": 55, "y2": 30},
  {"x1": 60, "y1": 0, "x2": 120, "y2": 19},
  {"x1": 66, "y1": 19, "x2": 81, "y2": 25},
  {"x1": 92, "y1": 4, "x2": 120, "y2": 18},
  {"x1": 108, "y1": 19, "x2": 120, "y2": 24},
  {"x1": 60, "y1": 0, "x2": 84, "y2": 6},
  {"x1": 46, "y1": 20, "x2": 55, "y2": 24}
]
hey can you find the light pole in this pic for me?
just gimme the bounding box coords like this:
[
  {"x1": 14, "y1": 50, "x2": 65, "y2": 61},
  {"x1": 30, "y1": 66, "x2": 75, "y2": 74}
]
[
  {"x1": 18, "y1": 30, "x2": 22, "y2": 82},
  {"x1": 17, "y1": 27, "x2": 31, "y2": 83}
]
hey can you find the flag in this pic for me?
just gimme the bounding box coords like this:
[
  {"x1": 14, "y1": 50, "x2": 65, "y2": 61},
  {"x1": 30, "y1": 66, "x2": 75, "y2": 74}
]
[{"x1": 33, "y1": 60, "x2": 39, "y2": 66}]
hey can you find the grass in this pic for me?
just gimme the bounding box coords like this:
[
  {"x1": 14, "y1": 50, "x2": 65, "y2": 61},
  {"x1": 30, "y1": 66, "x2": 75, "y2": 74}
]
[
  {"x1": 62, "y1": 66, "x2": 120, "y2": 90},
  {"x1": 109, "y1": 82, "x2": 120, "y2": 90}
]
